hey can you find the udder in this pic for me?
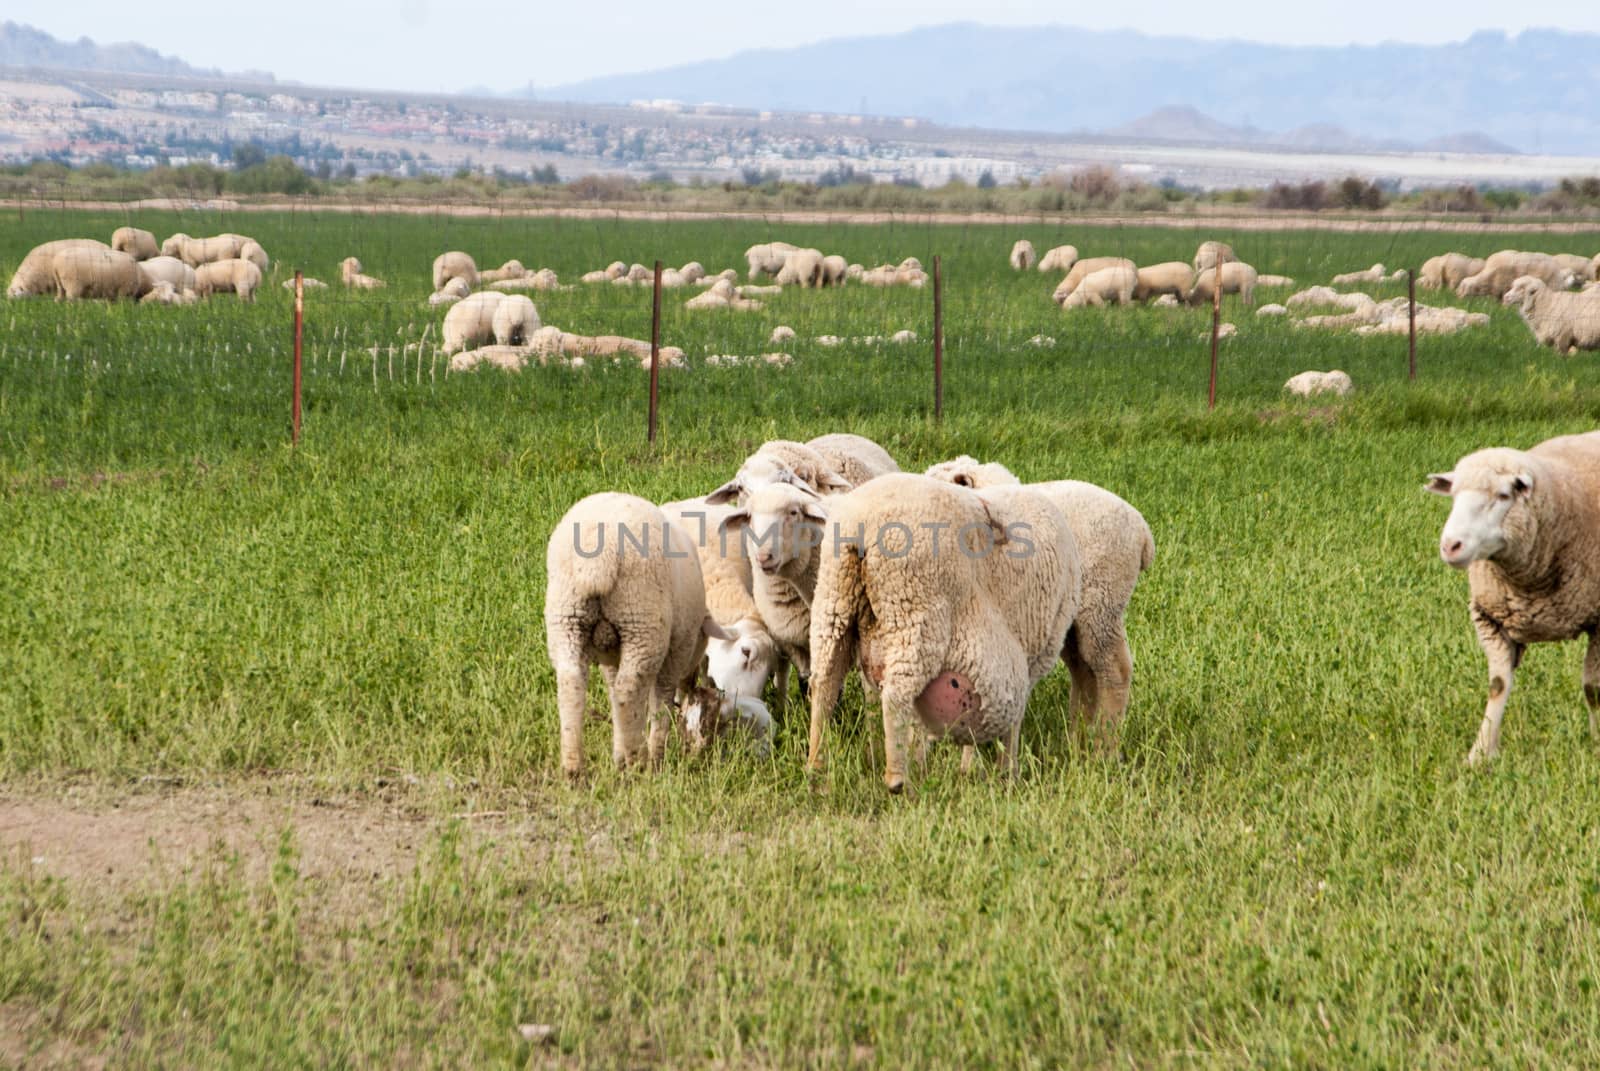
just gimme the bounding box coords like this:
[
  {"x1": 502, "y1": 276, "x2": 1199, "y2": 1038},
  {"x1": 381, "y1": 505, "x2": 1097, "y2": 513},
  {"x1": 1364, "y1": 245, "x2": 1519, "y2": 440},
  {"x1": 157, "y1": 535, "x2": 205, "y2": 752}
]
[{"x1": 915, "y1": 671, "x2": 980, "y2": 728}]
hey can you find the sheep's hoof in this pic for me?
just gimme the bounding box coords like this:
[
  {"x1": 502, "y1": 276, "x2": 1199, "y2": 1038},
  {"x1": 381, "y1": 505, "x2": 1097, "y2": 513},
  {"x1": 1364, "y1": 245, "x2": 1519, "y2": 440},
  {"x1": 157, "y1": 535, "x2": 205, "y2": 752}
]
[{"x1": 1463, "y1": 747, "x2": 1493, "y2": 769}]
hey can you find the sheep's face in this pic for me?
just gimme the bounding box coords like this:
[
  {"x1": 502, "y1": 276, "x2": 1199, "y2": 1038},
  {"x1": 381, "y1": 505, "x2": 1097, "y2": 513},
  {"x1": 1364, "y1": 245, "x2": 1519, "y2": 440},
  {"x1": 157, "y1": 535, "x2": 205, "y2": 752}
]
[
  {"x1": 924, "y1": 456, "x2": 1020, "y2": 490},
  {"x1": 1502, "y1": 276, "x2": 1544, "y2": 307},
  {"x1": 705, "y1": 622, "x2": 775, "y2": 700},
  {"x1": 1426, "y1": 450, "x2": 1537, "y2": 568},
  {"x1": 721, "y1": 485, "x2": 827, "y2": 578},
  {"x1": 707, "y1": 454, "x2": 838, "y2": 506},
  {"x1": 681, "y1": 685, "x2": 728, "y2": 753}
]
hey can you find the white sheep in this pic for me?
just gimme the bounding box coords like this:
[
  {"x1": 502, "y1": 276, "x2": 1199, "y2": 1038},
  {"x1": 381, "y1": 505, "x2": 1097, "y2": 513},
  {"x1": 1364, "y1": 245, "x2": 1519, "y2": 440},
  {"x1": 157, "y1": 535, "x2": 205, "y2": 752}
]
[
  {"x1": 478, "y1": 259, "x2": 526, "y2": 285},
  {"x1": 1186, "y1": 261, "x2": 1258, "y2": 307},
  {"x1": 1193, "y1": 241, "x2": 1236, "y2": 272},
  {"x1": 163, "y1": 233, "x2": 247, "y2": 266},
  {"x1": 282, "y1": 277, "x2": 327, "y2": 290},
  {"x1": 1132, "y1": 262, "x2": 1194, "y2": 303},
  {"x1": 1419, "y1": 253, "x2": 1485, "y2": 291},
  {"x1": 1037, "y1": 245, "x2": 1078, "y2": 274},
  {"x1": 138, "y1": 281, "x2": 198, "y2": 306},
  {"x1": 1552, "y1": 253, "x2": 1597, "y2": 283},
  {"x1": 685, "y1": 278, "x2": 761, "y2": 311},
  {"x1": 1457, "y1": 251, "x2": 1575, "y2": 299},
  {"x1": 775, "y1": 248, "x2": 826, "y2": 288},
  {"x1": 1010, "y1": 240, "x2": 1037, "y2": 271},
  {"x1": 720, "y1": 482, "x2": 830, "y2": 691},
  {"x1": 891, "y1": 329, "x2": 917, "y2": 344},
  {"x1": 1283, "y1": 370, "x2": 1354, "y2": 397},
  {"x1": 1256, "y1": 303, "x2": 1288, "y2": 317},
  {"x1": 442, "y1": 292, "x2": 506, "y2": 353},
  {"x1": 1051, "y1": 256, "x2": 1135, "y2": 305},
  {"x1": 745, "y1": 241, "x2": 798, "y2": 279},
  {"x1": 705, "y1": 440, "x2": 855, "y2": 505},
  {"x1": 136, "y1": 256, "x2": 197, "y2": 294},
  {"x1": 193, "y1": 258, "x2": 262, "y2": 302},
  {"x1": 680, "y1": 684, "x2": 773, "y2": 756},
  {"x1": 490, "y1": 294, "x2": 541, "y2": 346},
  {"x1": 449, "y1": 345, "x2": 533, "y2": 373},
  {"x1": 491, "y1": 268, "x2": 562, "y2": 292},
  {"x1": 806, "y1": 474, "x2": 1081, "y2": 790},
  {"x1": 544, "y1": 493, "x2": 726, "y2": 775},
  {"x1": 429, "y1": 277, "x2": 471, "y2": 306},
  {"x1": 770, "y1": 325, "x2": 796, "y2": 344},
  {"x1": 7, "y1": 239, "x2": 110, "y2": 298},
  {"x1": 1503, "y1": 276, "x2": 1600, "y2": 353},
  {"x1": 1426, "y1": 431, "x2": 1600, "y2": 764},
  {"x1": 111, "y1": 226, "x2": 158, "y2": 261},
  {"x1": 1063, "y1": 265, "x2": 1137, "y2": 309},
  {"x1": 924, "y1": 457, "x2": 1155, "y2": 751},
  {"x1": 432, "y1": 251, "x2": 478, "y2": 291},
  {"x1": 1331, "y1": 263, "x2": 1389, "y2": 285},
  {"x1": 805, "y1": 433, "x2": 900, "y2": 488},
  {"x1": 821, "y1": 255, "x2": 849, "y2": 287},
  {"x1": 340, "y1": 257, "x2": 385, "y2": 289},
  {"x1": 239, "y1": 240, "x2": 269, "y2": 273}
]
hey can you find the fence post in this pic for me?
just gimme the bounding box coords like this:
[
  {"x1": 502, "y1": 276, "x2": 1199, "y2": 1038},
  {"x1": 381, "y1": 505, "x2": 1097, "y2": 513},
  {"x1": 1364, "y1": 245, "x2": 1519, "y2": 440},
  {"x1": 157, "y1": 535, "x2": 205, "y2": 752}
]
[
  {"x1": 647, "y1": 260, "x2": 662, "y2": 444},
  {"x1": 292, "y1": 270, "x2": 304, "y2": 445},
  {"x1": 1408, "y1": 269, "x2": 1417, "y2": 381},
  {"x1": 932, "y1": 254, "x2": 944, "y2": 421},
  {"x1": 1208, "y1": 261, "x2": 1222, "y2": 410}
]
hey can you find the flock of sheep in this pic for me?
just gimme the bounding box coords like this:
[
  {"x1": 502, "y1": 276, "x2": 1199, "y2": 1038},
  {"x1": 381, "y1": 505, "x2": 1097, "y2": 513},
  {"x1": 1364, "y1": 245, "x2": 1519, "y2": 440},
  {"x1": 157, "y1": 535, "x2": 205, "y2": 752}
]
[
  {"x1": 6, "y1": 227, "x2": 270, "y2": 304},
  {"x1": 545, "y1": 434, "x2": 1154, "y2": 788}
]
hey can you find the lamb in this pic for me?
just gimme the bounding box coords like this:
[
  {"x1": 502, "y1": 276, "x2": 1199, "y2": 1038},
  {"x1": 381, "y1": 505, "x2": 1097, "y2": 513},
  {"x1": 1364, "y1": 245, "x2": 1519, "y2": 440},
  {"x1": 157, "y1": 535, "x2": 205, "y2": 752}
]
[
  {"x1": 1283, "y1": 370, "x2": 1354, "y2": 397},
  {"x1": 775, "y1": 248, "x2": 826, "y2": 288},
  {"x1": 1419, "y1": 253, "x2": 1486, "y2": 290},
  {"x1": 1457, "y1": 251, "x2": 1575, "y2": 299},
  {"x1": 1193, "y1": 241, "x2": 1236, "y2": 272},
  {"x1": 194, "y1": 258, "x2": 263, "y2": 302},
  {"x1": 7, "y1": 239, "x2": 109, "y2": 298},
  {"x1": 544, "y1": 492, "x2": 726, "y2": 775},
  {"x1": 924, "y1": 457, "x2": 1154, "y2": 751},
  {"x1": 1503, "y1": 276, "x2": 1600, "y2": 354},
  {"x1": 1063, "y1": 265, "x2": 1137, "y2": 309},
  {"x1": 1037, "y1": 245, "x2": 1078, "y2": 274},
  {"x1": 1051, "y1": 257, "x2": 1136, "y2": 305},
  {"x1": 681, "y1": 686, "x2": 774, "y2": 756},
  {"x1": 239, "y1": 241, "x2": 269, "y2": 273},
  {"x1": 806, "y1": 474, "x2": 1080, "y2": 790},
  {"x1": 745, "y1": 241, "x2": 798, "y2": 279},
  {"x1": 138, "y1": 281, "x2": 198, "y2": 306},
  {"x1": 432, "y1": 251, "x2": 478, "y2": 291},
  {"x1": 428, "y1": 276, "x2": 471, "y2": 306},
  {"x1": 805, "y1": 433, "x2": 900, "y2": 488},
  {"x1": 821, "y1": 254, "x2": 849, "y2": 287},
  {"x1": 720, "y1": 482, "x2": 831, "y2": 689},
  {"x1": 1425, "y1": 431, "x2": 1600, "y2": 765},
  {"x1": 340, "y1": 257, "x2": 385, "y2": 289},
  {"x1": 1187, "y1": 261, "x2": 1258, "y2": 306},
  {"x1": 111, "y1": 226, "x2": 158, "y2": 261},
  {"x1": 442, "y1": 292, "x2": 506, "y2": 353},
  {"x1": 490, "y1": 294, "x2": 541, "y2": 346},
  {"x1": 1010, "y1": 240, "x2": 1037, "y2": 271},
  {"x1": 136, "y1": 256, "x2": 197, "y2": 294},
  {"x1": 1133, "y1": 262, "x2": 1194, "y2": 303}
]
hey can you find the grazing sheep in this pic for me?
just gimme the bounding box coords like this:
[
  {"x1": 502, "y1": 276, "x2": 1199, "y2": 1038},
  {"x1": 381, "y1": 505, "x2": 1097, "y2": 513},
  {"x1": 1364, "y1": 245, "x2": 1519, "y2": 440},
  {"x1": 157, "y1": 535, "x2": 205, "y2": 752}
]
[
  {"x1": 1419, "y1": 253, "x2": 1486, "y2": 290},
  {"x1": 805, "y1": 433, "x2": 899, "y2": 488},
  {"x1": 1052, "y1": 257, "x2": 1136, "y2": 305},
  {"x1": 821, "y1": 254, "x2": 849, "y2": 287},
  {"x1": 924, "y1": 457, "x2": 1154, "y2": 751},
  {"x1": 136, "y1": 256, "x2": 197, "y2": 294},
  {"x1": 239, "y1": 240, "x2": 269, "y2": 273},
  {"x1": 745, "y1": 242, "x2": 799, "y2": 279},
  {"x1": 491, "y1": 294, "x2": 541, "y2": 346},
  {"x1": 544, "y1": 493, "x2": 726, "y2": 775},
  {"x1": 111, "y1": 226, "x2": 158, "y2": 261},
  {"x1": 194, "y1": 258, "x2": 263, "y2": 303},
  {"x1": 1037, "y1": 245, "x2": 1079, "y2": 274},
  {"x1": 770, "y1": 325, "x2": 796, "y2": 344},
  {"x1": 432, "y1": 251, "x2": 478, "y2": 291},
  {"x1": 442, "y1": 291, "x2": 506, "y2": 353},
  {"x1": 1133, "y1": 262, "x2": 1195, "y2": 302},
  {"x1": 1063, "y1": 265, "x2": 1138, "y2": 309},
  {"x1": 775, "y1": 248, "x2": 826, "y2": 288},
  {"x1": 7, "y1": 239, "x2": 110, "y2": 298},
  {"x1": 806, "y1": 475, "x2": 1080, "y2": 790},
  {"x1": 1503, "y1": 276, "x2": 1600, "y2": 354},
  {"x1": 681, "y1": 686, "x2": 774, "y2": 756},
  {"x1": 1331, "y1": 263, "x2": 1389, "y2": 285},
  {"x1": 1284, "y1": 370, "x2": 1354, "y2": 397},
  {"x1": 1458, "y1": 251, "x2": 1576, "y2": 299},
  {"x1": 340, "y1": 257, "x2": 385, "y2": 290},
  {"x1": 1187, "y1": 261, "x2": 1258, "y2": 307},
  {"x1": 1425, "y1": 431, "x2": 1600, "y2": 765},
  {"x1": 1193, "y1": 241, "x2": 1236, "y2": 273},
  {"x1": 1010, "y1": 240, "x2": 1037, "y2": 271},
  {"x1": 429, "y1": 276, "x2": 471, "y2": 306}
]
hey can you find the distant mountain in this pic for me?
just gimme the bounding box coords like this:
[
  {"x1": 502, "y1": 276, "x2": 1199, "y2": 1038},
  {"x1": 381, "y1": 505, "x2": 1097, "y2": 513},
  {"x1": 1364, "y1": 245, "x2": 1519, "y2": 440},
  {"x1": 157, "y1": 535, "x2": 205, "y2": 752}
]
[
  {"x1": 1097, "y1": 105, "x2": 1519, "y2": 156},
  {"x1": 0, "y1": 21, "x2": 272, "y2": 83},
  {"x1": 538, "y1": 24, "x2": 1600, "y2": 156}
]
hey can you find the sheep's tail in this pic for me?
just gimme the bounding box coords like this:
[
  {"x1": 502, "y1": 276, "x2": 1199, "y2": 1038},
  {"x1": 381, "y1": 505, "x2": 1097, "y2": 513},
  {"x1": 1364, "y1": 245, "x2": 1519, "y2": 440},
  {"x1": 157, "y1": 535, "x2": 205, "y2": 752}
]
[
  {"x1": 1138, "y1": 519, "x2": 1156, "y2": 573},
  {"x1": 806, "y1": 539, "x2": 867, "y2": 771}
]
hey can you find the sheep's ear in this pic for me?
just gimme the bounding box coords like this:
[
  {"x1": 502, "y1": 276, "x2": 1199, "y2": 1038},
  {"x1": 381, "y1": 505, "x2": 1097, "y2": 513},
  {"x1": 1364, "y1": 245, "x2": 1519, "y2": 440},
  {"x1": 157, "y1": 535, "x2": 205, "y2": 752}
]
[
  {"x1": 815, "y1": 469, "x2": 853, "y2": 494},
  {"x1": 801, "y1": 500, "x2": 829, "y2": 525},
  {"x1": 718, "y1": 509, "x2": 751, "y2": 534},
  {"x1": 705, "y1": 479, "x2": 742, "y2": 505},
  {"x1": 1511, "y1": 472, "x2": 1534, "y2": 497},
  {"x1": 702, "y1": 616, "x2": 733, "y2": 642},
  {"x1": 1424, "y1": 473, "x2": 1455, "y2": 495},
  {"x1": 951, "y1": 472, "x2": 975, "y2": 488}
]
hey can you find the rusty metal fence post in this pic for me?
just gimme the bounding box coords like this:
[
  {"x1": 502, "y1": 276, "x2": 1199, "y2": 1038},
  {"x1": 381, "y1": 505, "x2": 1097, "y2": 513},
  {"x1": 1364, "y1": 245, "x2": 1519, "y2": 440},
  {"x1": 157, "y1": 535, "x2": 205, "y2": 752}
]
[
  {"x1": 647, "y1": 260, "x2": 662, "y2": 444},
  {"x1": 1408, "y1": 269, "x2": 1418, "y2": 381},
  {"x1": 1207, "y1": 260, "x2": 1222, "y2": 409},
  {"x1": 932, "y1": 254, "x2": 944, "y2": 421},
  {"x1": 292, "y1": 270, "x2": 304, "y2": 445}
]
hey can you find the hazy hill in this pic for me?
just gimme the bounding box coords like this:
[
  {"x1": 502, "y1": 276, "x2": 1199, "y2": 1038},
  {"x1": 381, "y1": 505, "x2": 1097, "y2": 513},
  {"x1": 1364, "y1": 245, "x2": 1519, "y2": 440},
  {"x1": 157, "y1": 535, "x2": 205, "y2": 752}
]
[
  {"x1": 0, "y1": 21, "x2": 272, "y2": 83},
  {"x1": 539, "y1": 24, "x2": 1600, "y2": 155}
]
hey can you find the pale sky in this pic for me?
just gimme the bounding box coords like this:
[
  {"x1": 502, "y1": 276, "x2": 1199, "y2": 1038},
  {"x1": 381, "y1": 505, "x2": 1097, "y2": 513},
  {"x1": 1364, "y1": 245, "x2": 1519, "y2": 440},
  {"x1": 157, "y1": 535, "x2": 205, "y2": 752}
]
[{"x1": 11, "y1": 2, "x2": 1600, "y2": 95}]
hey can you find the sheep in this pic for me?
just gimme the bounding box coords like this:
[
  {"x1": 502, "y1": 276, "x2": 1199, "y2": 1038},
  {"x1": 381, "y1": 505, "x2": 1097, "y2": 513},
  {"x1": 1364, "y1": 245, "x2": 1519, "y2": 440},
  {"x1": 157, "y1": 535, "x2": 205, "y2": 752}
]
[
  {"x1": 806, "y1": 474, "x2": 1080, "y2": 790},
  {"x1": 1457, "y1": 251, "x2": 1575, "y2": 299},
  {"x1": 681, "y1": 686, "x2": 774, "y2": 756},
  {"x1": 194, "y1": 258, "x2": 262, "y2": 302},
  {"x1": 432, "y1": 251, "x2": 478, "y2": 291},
  {"x1": 1552, "y1": 253, "x2": 1597, "y2": 283},
  {"x1": 706, "y1": 353, "x2": 793, "y2": 368},
  {"x1": 1287, "y1": 286, "x2": 1375, "y2": 313},
  {"x1": 719, "y1": 482, "x2": 830, "y2": 690},
  {"x1": 1026, "y1": 334, "x2": 1056, "y2": 347},
  {"x1": 429, "y1": 276, "x2": 471, "y2": 306},
  {"x1": 162, "y1": 233, "x2": 246, "y2": 266},
  {"x1": 1187, "y1": 261, "x2": 1258, "y2": 307},
  {"x1": 898, "y1": 257, "x2": 922, "y2": 273},
  {"x1": 924, "y1": 457, "x2": 1155, "y2": 751},
  {"x1": 776, "y1": 248, "x2": 826, "y2": 288},
  {"x1": 449, "y1": 345, "x2": 533, "y2": 373},
  {"x1": 1503, "y1": 276, "x2": 1600, "y2": 354},
  {"x1": 686, "y1": 278, "x2": 762, "y2": 311},
  {"x1": 1419, "y1": 253, "x2": 1485, "y2": 290},
  {"x1": 805, "y1": 433, "x2": 900, "y2": 488},
  {"x1": 738, "y1": 284, "x2": 782, "y2": 297},
  {"x1": 136, "y1": 256, "x2": 197, "y2": 294},
  {"x1": 544, "y1": 331, "x2": 686, "y2": 370},
  {"x1": 491, "y1": 268, "x2": 562, "y2": 292},
  {"x1": 821, "y1": 254, "x2": 849, "y2": 287},
  {"x1": 1133, "y1": 262, "x2": 1194, "y2": 303},
  {"x1": 706, "y1": 441, "x2": 855, "y2": 505},
  {"x1": 1256, "y1": 303, "x2": 1288, "y2": 317},
  {"x1": 1037, "y1": 245, "x2": 1078, "y2": 273},
  {"x1": 111, "y1": 226, "x2": 158, "y2": 261},
  {"x1": 477, "y1": 259, "x2": 525, "y2": 285},
  {"x1": 340, "y1": 257, "x2": 385, "y2": 289},
  {"x1": 1051, "y1": 257, "x2": 1136, "y2": 305},
  {"x1": 680, "y1": 261, "x2": 706, "y2": 284},
  {"x1": 442, "y1": 292, "x2": 505, "y2": 353},
  {"x1": 746, "y1": 241, "x2": 799, "y2": 279},
  {"x1": 1283, "y1": 370, "x2": 1354, "y2": 397},
  {"x1": 1193, "y1": 241, "x2": 1236, "y2": 272},
  {"x1": 770, "y1": 325, "x2": 796, "y2": 344},
  {"x1": 239, "y1": 240, "x2": 269, "y2": 273},
  {"x1": 544, "y1": 492, "x2": 727, "y2": 775},
  {"x1": 138, "y1": 281, "x2": 198, "y2": 306},
  {"x1": 891, "y1": 329, "x2": 917, "y2": 344},
  {"x1": 1424, "y1": 431, "x2": 1600, "y2": 765},
  {"x1": 861, "y1": 264, "x2": 925, "y2": 288},
  {"x1": 490, "y1": 294, "x2": 541, "y2": 347},
  {"x1": 1010, "y1": 240, "x2": 1037, "y2": 271},
  {"x1": 1152, "y1": 294, "x2": 1181, "y2": 308},
  {"x1": 580, "y1": 269, "x2": 612, "y2": 284},
  {"x1": 846, "y1": 263, "x2": 865, "y2": 281},
  {"x1": 1331, "y1": 263, "x2": 1389, "y2": 285},
  {"x1": 6, "y1": 239, "x2": 109, "y2": 298},
  {"x1": 282, "y1": 277, "x2": 327, "y2": 290},
  {"x1": 1063, "y1": 265, "x2": 1138, "y2": 309}
]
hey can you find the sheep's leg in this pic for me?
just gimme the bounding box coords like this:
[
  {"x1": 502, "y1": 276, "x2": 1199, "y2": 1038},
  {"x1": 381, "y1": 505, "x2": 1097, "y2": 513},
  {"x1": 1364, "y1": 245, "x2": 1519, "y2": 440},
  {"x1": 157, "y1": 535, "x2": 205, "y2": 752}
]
[
  {"x1": 995, "y1": 719, "x2": 1021, "y2": 781},
  {"x1": 1583, "y1": 633, "x2": 1600, "y2": 743},
  {"x1": 646, "y1": 685, "x2": 670, "y2": 768},
  {"x1": 1466, "y1": 629, "x2": 1521, "y2": 766},
  {"x1": 1062, "y1": 629, "x2": 1098, "y2": 751},
  {"x1": 881, "y1": 700, "x2": 914, "y2": 794},
  {"x1": 552, "y1": 633, "x2": 591, "y2": 779},
  {"x1": 1081, "y1": 622, "x2": 1134, "y2": 756},
  {"x1": 607, "y1": 647, "x2": 656, "y2": 770},
  {"x1": 960, "y1": 745, "x2": 978, "y2": 776}
]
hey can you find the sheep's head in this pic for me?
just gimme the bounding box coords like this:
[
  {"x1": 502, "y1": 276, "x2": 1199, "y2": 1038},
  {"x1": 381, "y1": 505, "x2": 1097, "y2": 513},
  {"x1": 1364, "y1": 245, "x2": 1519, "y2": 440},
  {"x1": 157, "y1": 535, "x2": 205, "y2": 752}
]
[
  {"x1": 705, "y1": 618, "x2": 776, "y2": 701},
  {"x1": 924, "y1": 456, "x2": 1021, "y2": 490},
  {"x1": 720, "y1": 483, "x2": 827, "y2": 578},
  {"x1": 706, "y1": 452, "x2": 849, "y2": 505},
  {"x1": 340, "y1": 256, "x2": 362, "y2": 278},
  {"x1": 1502, "y1": 275, "x2": 1545, "y2": 308},
  {"x1": 1426, "y1": 448, "x2": 1541, "y2": 568},
  {"x1": 680, "y1": 684, "x2": 729, "y2": 753}
]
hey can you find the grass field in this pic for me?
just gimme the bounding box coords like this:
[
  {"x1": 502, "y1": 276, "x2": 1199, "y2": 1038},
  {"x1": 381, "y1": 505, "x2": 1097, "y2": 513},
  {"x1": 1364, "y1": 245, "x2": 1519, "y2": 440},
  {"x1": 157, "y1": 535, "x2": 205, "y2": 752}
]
[{"x1": 4, "y1": 208, "x2": 1600, "y2": 1066}]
